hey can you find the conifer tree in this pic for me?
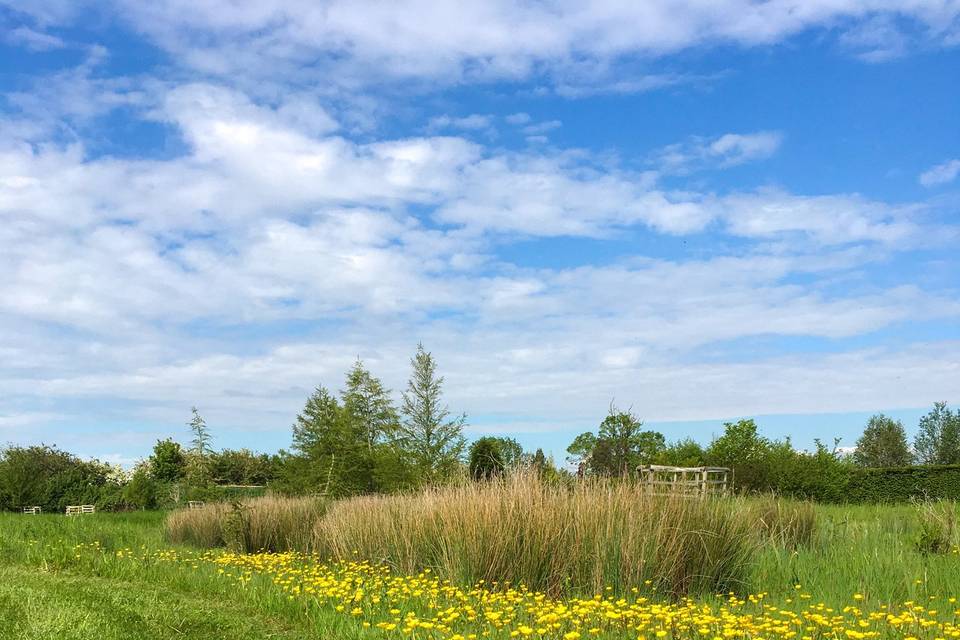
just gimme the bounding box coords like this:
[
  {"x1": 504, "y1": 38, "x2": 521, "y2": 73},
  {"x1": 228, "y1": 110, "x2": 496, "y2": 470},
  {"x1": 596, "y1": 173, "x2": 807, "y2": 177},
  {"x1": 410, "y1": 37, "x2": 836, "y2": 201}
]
[
  {"x1": 289, "y1": 386, "x2": 368, "y2": 496},
  {"x1": 341, "y1": 359, "x2": 399, "y2": 452},
  {"x1": 398, "y1": 344, "x2": 466, "y2": 484},
  {"x1": 186, "y1": 407, "x2": 213, "y2": 486}
]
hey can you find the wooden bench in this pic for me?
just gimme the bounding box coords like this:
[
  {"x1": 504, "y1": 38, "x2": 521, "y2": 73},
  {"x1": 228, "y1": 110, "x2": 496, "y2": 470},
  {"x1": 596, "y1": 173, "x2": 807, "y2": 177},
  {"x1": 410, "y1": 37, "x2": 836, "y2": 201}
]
[
  {"x1": 187, "y1": 501, "x2": 205, "y2": 510},
  {"x1": 66, "y1": 504, "x2": 96, "y2": 516},
  {"x1": 22, "y1": 506, "x2": 42, "y2": 515}
]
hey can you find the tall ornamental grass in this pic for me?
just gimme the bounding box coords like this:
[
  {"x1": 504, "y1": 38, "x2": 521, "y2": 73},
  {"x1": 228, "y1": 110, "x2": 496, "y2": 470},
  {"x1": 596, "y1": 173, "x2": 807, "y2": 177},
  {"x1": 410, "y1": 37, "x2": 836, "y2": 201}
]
[
  {"x1": 163, "y1": 476, "x2": 816, "y2": 597},
  {"x1": 165, "y1": 495, "x2": 325, "y2": 552},
  {"x1": 314, "y1": 474, "x2": 799, "y2": 597}
]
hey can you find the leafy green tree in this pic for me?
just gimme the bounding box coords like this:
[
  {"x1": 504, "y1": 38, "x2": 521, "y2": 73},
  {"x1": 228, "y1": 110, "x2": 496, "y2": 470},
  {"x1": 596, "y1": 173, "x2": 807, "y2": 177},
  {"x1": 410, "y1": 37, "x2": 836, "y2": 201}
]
[
  {"x1": 657, "y1": 438, "x2": 705, "y2": 467},
  {"x1": 292, "y1": 386, "x2": 342, "y2": 454},
  {"x1": 397, "y1": 344, "x2": 466, "y2": 485},
  {"x1": 635, "y1": 430, "x2": 667, "y2": 466},
  {"x1": 773, "y1": 438, "x2": 852, "y2": 502},
  {"x1": 566, "y1": 432, "x2": 597, "y2": 470},
  {"x1": 567, "y1": 406, "x2": 664, "y2": 476},
  {"x1": 915, "y1": 402, "x2": 960, "y2": 465},
  {"x1": 149, "y1": 438, "x2": 186, "y2": 482},
  {"x1": 493, "y1": 437, "x2": 525, "y2": 469},
  {"x1": 469, "y1": 437, "x2": 506, "y2": 480},
  {"x1": 706, "y1": 419, "x2": 772, "y2": 491},
  {"x1": 853, "y1": 414, "x2": 913, "y2": 467},
  {"x1": 123, "y1": 466, "x2": 158, "y2": 509},
  {"x1": 0, "y1": 445, "x2": 118, "y2": 513},
  {"x1": 210, "y1": 449, "x2": 280, "y2": 485},
  {"x1": 595, "y1": 407, "x2": 658, "y2": 475}
]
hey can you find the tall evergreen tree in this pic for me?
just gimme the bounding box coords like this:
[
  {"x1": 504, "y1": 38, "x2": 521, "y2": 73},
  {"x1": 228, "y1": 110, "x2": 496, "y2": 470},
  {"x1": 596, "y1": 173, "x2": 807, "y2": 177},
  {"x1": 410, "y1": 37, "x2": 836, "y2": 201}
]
[
  {"x1": 186, "y1": 407, "x2": 213, "y2": 486},
  {"x1": 532, "y1": 448, "x2": 548, "y2": 473},
  {"x1": 292, "y1": 386, "x2": 343, "y2": 454},
  {"x1": 341, "y1": 359, "x2": 399, "y2": 452},
  {"x1": 398, "y1": 344, "x2": 466, "y2": 484},
  {"x1": 188, "y1": 407, "x2": 212, "y2": 458},
  {"x1": 853, "y1": 414, "x2": 913, "y2": 467},
  {"x1": 915, "y1": 402, "x2": 960, "y2": 465},
  {"x1": 289, "y1": 386, "x2": 368, "y2": 496}
]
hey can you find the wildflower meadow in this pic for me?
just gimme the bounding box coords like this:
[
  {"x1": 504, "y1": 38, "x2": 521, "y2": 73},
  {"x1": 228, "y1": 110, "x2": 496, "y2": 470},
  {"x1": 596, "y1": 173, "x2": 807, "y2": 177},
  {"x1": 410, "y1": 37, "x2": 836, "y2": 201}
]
[{"x1": 2, "y1": 480, "x2": 960, "y2": 640}]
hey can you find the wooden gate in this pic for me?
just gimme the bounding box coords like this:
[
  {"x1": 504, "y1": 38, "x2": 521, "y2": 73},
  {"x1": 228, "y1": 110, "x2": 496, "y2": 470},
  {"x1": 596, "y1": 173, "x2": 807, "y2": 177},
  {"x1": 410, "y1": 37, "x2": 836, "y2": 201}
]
[{"x1": 637, "y1": 465, "x2": 730, "y2": 496}]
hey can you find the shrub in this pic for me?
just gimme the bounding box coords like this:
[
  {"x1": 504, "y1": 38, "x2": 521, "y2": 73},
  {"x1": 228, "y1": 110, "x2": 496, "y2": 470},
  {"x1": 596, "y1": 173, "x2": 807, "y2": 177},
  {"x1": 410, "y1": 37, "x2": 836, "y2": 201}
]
[
  {"x1": 122, "y1": 469, "x2": 158, "y2": 509},
  {"x1": 0, "y1": 445, "x2": 125, "y2": 513},
  {"x1": 746, "y1": 496, "x2": 817, "y2": 549},
  {"x1": 914, "y1": 499, "x2": 958, "y2": 554},
  {"x1": 468, "y1": 437, "x2": 505, "y2": 480}
]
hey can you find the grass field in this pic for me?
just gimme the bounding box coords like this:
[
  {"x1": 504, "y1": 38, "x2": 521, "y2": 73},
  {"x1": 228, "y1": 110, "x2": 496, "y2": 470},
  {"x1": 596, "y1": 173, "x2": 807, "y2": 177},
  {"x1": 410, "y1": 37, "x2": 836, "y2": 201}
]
[{"x1": 1, "y1": 496, "x2": 959, "y2": 639}]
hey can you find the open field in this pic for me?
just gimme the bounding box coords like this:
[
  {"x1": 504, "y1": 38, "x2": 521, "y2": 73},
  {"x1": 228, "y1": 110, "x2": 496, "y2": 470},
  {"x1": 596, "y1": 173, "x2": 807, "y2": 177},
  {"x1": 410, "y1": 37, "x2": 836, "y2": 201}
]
[{"x1": 1, "y1": 493, "x2": 959, "y2": 640}]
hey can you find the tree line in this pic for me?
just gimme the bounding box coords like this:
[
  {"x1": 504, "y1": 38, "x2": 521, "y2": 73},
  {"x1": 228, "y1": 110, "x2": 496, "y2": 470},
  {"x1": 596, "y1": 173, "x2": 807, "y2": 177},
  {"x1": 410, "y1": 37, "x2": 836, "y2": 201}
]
[
  {"x1": 1, "y1": 338, "x2": 957, "y2": 511},
  {"x1": 0, "y1": 344, "x2": 558, "y2": 511},
  {"x1": 565, "y1": 402, "x2": 960, "y2": 497}
]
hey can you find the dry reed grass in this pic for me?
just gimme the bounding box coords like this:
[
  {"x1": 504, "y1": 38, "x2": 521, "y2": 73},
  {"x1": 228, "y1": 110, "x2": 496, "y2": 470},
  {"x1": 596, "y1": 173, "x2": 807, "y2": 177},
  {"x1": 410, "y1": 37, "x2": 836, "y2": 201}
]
[
  {"x1": 314, "y1": 473, "x2": 774, "y2": 597},
  {"x1": 165, "y1": 475, "x2": 817, "y2": 597},
  {"x1": 165, "y1": 495, "x2": 325, "y2": 552}
]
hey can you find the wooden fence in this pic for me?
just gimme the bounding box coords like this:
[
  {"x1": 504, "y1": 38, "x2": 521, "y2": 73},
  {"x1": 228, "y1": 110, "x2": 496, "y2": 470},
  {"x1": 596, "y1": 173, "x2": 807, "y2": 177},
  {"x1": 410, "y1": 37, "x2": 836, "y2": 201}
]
[
  {"x1": 66, "y1": 504, "x2": 96, "y2": 516},
  {"x1": 637, "y1": 465, "x2": 730, "y2": 496},
  {"x1": 22, "y1": 506, "x2": 42, "y2": 515}
]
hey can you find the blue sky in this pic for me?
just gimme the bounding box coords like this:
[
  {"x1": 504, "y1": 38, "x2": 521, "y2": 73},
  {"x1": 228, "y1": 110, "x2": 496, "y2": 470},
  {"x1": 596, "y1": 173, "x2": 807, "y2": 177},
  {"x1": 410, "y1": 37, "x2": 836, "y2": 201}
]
[{"x1": 1, "y1": 1, "x2": 958, "y2": 468}]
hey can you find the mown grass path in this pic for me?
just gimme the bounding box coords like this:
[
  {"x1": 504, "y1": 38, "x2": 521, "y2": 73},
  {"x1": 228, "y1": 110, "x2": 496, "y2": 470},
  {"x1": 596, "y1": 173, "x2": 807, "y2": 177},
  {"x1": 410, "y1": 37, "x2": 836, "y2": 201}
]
[{"x1": 0, "y1": 564, "x2": 357, "y2": 640}]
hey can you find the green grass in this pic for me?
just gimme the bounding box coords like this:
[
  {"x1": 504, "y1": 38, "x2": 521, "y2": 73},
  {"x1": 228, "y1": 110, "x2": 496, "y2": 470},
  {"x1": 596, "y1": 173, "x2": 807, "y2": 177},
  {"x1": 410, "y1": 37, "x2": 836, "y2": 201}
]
[
  {"x1": 0, "y1": 512, "x2": 364, "y2": 640},
  {"x1": 1, "y1": 500, "x2": 959, "y2": 639},
  {"x1": 754, "y1": 502, "x2": 960, "y2": 603},
  {"x1": 0, "y1": 565, "x2": 329, "y2": 640}
]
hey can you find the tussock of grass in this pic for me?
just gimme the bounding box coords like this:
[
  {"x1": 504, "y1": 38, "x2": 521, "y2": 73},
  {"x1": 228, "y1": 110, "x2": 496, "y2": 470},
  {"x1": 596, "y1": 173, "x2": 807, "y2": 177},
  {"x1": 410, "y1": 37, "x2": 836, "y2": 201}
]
[
  {"x1": 748, "y1": 496, "x2": 817, "y2": 549},
  {"x1": 162, "y1": 477, "x2": 820, "y2": 597},
  {"x1": 165, "y1": 495, "x2": 325, "y2": 552},
  {"x1": 316, "y1": 474, "x2": 773, "y2": 597}
]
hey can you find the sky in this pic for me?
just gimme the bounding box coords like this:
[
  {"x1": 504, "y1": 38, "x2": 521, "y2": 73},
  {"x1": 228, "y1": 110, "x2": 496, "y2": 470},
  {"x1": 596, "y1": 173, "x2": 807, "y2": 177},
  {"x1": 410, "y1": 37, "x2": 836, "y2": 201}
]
[{"x1": 1, "y1": 1, "x2": 958, "y2": 468}]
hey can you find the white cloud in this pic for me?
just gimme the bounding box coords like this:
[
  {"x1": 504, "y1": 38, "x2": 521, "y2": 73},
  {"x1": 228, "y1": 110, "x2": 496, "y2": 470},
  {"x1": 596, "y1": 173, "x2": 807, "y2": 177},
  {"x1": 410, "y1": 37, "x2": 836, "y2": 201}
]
[
  {"x1": 9, "y1": 0, "x2": 957, "y2": 90},
  {"x1": 427, "y1": 114, "x2": 494, "y2": 131},
  {"x1": 919, "y1": 159, "x2": 960, "y2": 187},
  {"x1": 710, "y1": 132, "x2": 782, "y2": 164},
  {"x1": 0, "y1": 84, "x2": 935, "y2": 256},
  {"x1": 521, "y1": 120, "x2": 562, "y2": 136},
  {"x1": 655, "y1": 130, "x2": 783, "y2": 173},
  {"x1": 0, "y1": 412, "x2": 67, "y2": 429},
  {"x1": 714, "y1": 190, "x2": 923, "y2": 246},
  {"x1": 553, "y1": 72, "x2": 712, "y2": 98},
  {"x1": 1, "y1": 61, "x2": 957, "y2": 459},
  {"x1": 839, "y1": 15, "x2": 910, "y2": 62},
  {"x1": 4, "y1": 25, "x2": 66, "y2": 51}
]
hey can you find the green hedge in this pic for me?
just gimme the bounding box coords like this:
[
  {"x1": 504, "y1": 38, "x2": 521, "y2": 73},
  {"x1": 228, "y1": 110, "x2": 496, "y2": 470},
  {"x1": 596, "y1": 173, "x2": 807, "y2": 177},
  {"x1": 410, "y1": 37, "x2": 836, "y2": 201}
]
[
  {"x1": 732, "y1": 456, "x2": 960, "y2": 503},
  {"x1": 844, "y1": 465, "x2": 960, "y2": 503}
]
